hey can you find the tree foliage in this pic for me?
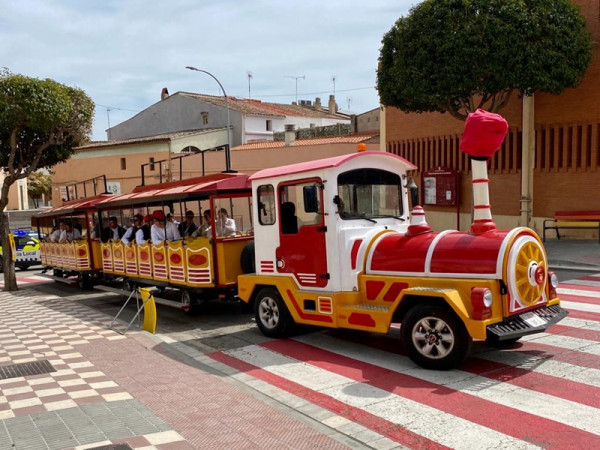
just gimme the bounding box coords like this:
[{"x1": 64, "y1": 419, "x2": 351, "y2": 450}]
[
  {"x1": 28, "y1": 171, "x2": 53, "y2": 208},
  {"x1": 377, "y1": 0, "x2": 593, "y2": 120},
  {"x1": 0, "y1": 70, "x2": 94, "y2": 290}
]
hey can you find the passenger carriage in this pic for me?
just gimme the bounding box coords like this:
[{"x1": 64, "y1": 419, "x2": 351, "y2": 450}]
[{"x1": 36, "y1": 173, "x2": 254, "y2": 310}]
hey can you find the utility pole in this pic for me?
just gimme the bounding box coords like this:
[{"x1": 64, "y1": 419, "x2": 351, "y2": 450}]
[
  {"x1": 285, "y1": 75, "x2": 305, "y2": 103},
  {"x1": 247, "y1": 71, "x2": 253, "y2": 99},
  {"x1": 332, "y1": 76, "x2": 336, "y2": 97}
]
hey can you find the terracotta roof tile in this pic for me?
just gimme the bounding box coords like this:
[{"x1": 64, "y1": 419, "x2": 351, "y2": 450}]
[
  {"x1": 178, "y1": 92, "x2": 349, "y2": 120},
  {"x1": 232, "y1": 133, "x2": 379, "y2": 150},
  {"x1": 76, "y1": 128, "x2": 226, "y2": 150}
]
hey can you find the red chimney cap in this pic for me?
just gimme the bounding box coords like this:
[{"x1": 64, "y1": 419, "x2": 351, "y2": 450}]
[{"x1": 460, "y1": 109, "x2": 508, "y2": 159}]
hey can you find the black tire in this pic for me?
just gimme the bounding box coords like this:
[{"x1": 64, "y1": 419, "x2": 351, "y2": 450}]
[
  {"x1": 77, "y1": 273, "x2": 93, "y2": 290},
  {"x1": 181, "y1": 290, "x2": 200, "y2": 314},
  {"x1": 401, "y1": 304, "x2": 472, "y2": 370},
  {"x1": 254, "y1": 287, "x2": 293, "y2": 338},
  {"x1": 240, "y1": 241, "x2": 255, "y2": 274},
  {"x1": 122, "y1": 278, "x2": 136, "y2": 292}
]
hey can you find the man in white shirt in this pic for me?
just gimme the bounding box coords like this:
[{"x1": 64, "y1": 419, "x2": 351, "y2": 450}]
[
  {"x1": 49, "y1": 221, "x2": 66, "y2": 242},
  {"x1": 59, "y1": 221, "x2": 81, "y2": 243},
  {"x1": 121, "y1": 214, "x2": 144, "y2": 245},
  {"x1": 216, "y1": 208, "x2": 236, "y2": 237},
  {"x1": 150, "y1": 210, "x2": 181, "y2": 243}
]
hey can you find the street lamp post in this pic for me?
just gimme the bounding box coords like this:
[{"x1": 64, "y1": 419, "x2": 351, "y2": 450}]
[{"x1": 185, "y1": 66, "x2": 234, "y2": 173}]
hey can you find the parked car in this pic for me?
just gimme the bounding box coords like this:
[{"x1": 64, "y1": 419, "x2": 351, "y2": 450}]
[{"x1": 0, "y1": 230, "x2": 41, "y2": 271}]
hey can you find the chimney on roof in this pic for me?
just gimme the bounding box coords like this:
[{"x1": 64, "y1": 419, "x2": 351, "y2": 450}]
[
  {"x1": 284, "y1": 124, "x2": 296, "y2": 147},
  {"x1": 161, "y1": 87, "x2": 169, "y2": 100},
  {"x1": 328, "y1": 95, "x2": 337, "y2": 114},
  {"x1": 314, "y1": 97, "x2": 322, "y2": 110}
]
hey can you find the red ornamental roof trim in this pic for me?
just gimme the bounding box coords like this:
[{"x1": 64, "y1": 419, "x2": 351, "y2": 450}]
[
  {"x1": 249, "y1": 151, "x2": 417, "y2": 181},
  {"x1": 36, "y1": 194, "x2": 115, "y2": 218}
]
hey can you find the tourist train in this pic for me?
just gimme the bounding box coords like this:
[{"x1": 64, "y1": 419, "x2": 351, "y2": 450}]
[{"x1": 36, "y1": 111, "x2": 567, "y2": 369}]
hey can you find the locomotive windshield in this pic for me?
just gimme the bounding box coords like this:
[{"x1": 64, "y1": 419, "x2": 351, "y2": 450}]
[{"x1": 337, "y1": 168, "x2": 403, "y2": 220}]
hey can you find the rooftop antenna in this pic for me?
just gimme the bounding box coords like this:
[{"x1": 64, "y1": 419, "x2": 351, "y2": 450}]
[
  {"x1": 106, "y1": 107, "x2": 112, "y2": 140},
  {"x1": 332, "y1": 76, "x2": 336, "y2": 97},
  {"x1": 247, "y1": 71, "x2": 253, "y2": 99},
  {"x1": 285, "y1": 75, "x2": 305, "y2": 103},
  {"x1": 346, "y1": 97, "x2": 352, "y2": 111}
]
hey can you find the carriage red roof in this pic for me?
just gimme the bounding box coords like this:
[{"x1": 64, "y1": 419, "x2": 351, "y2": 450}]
[
  {"x1": 35, "y1": 194, "x2": 115, "y2": 218},
  {"x1": 249, "y1": 151, "x2": 417, "y2": 181}
]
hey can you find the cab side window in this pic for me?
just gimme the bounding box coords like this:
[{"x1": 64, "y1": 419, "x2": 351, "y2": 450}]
[{"x1": 258, "y1": 185, "x2": 275, "y2": 226}]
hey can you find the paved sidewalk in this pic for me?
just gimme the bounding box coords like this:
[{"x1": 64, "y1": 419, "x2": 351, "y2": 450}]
[
  {"x1": 0, "y1": 289, "x2": 354, "y2": 450},
  {"x1": 544, "y1": 238, "x2": 600, "y2": 270}
]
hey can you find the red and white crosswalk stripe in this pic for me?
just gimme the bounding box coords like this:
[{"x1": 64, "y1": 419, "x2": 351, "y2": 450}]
[
  {"x1": 206, "y1": 274, "x2": 600, "y2": 449},
  {"x1": 0, "y1": 275, "x2": 49, "y2": 288}
]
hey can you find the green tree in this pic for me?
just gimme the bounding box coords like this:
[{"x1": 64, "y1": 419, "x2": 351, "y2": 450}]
[
  {"x1": 0, "y1": 70, "x2": 94, "y2": 290},
  {"x1": 27, "y1": 171, "x2": 53, "y2": 208},
  {"x1": 377, "y1": 0, "x2": 593, "y2": 120}
]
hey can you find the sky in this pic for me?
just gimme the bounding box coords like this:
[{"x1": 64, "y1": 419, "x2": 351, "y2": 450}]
[{"x1": 1, "y1": 0, "x2": 416, "y2": 141}]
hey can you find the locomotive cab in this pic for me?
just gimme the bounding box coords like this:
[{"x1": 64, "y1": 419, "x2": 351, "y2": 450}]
[{"x1": 237, "y1": 147, "x2": 567, "y2": 370}]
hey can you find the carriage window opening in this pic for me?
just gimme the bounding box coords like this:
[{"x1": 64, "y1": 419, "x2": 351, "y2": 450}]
[
  {"x1": 120, "y1": 158, "x2": 126, "y2": 170},
  {"x1": 149, "y1": 158, "x2": 155, "y2": 171},
  {"x1": 337, "y1": 169, "x2": 402, "y2": 219},
  {"x1": 258, "y1": 185, "x2": 275, "y2": 225}
]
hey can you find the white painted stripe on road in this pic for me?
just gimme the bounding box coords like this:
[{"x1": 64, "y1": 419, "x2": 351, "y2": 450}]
[
  {"x1": 560, "y1": 316, "x2": 600, "y2": 331},
  {"x1": 225, "y1": 345, "x2": 538, "y2": 450},
  {"x1": 520, "y1": 333, "x2": 600, "y2": 355},
  {"x1": 561, "y1": 300, "x2": 600, "y2": 314},
  {"x1": 472, "y1": 349, "x2": 600, "y2": 389},
  {"x1": 558, "y1": 287, "x2": 600, "y2": 298},
  {"x1": 563, "y1": 279, "x2": 600, "y2": 287},
  {"x1": 295, "y1": 333, "x2": 600, "y2": 436}
]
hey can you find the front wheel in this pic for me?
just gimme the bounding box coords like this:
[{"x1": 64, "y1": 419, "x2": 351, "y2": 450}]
[
  {"x1": 401, "y1": 304, "x2": 472, "y2": 370},
  {"x1": 254, "y1": 287, "x2": 293, "y2": 338}
]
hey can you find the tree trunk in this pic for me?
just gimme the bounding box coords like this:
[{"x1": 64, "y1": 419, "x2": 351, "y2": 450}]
[{"x1": 0, "y1": 213, "x2": 18, "y2": 291}]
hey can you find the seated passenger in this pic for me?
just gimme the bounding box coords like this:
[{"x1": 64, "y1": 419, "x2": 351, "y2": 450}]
[
  {"x1": 49, "y1": 221, "x2": 66, "y2": 242},
  {"x1": 178, "y1": 210, "x2": 198, "y2": 237},
  {"x1": 192, "y1": 210, "x2": 212, "y2": 238},
  {"x1": 59, "y1": 221, "x2": 82, "y2": 243},
  {"x1": 121, "y1": 214, "x2": 144, "y2": 245},
  {"x1": 150, "y1": 210, "x2": 181, "y2": 243},
  {"x1": 136, "y1": 214, "x2": 153, "y2": 244},
  {"x1": 216, "y1": 208, "x2": 236, "y2": 237},
  {"x1": 101, "y1": 216, "x2": 126, "y2": 243}
]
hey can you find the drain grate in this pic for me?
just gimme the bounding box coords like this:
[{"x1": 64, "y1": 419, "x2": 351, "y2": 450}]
[{"x1": 0, "y1": 360, "x2": 56, "y2": 380}]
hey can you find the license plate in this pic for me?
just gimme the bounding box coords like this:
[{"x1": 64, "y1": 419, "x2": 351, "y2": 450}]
[{"x1": 521, "y1": 311, "x2": 546, "y2": 328}]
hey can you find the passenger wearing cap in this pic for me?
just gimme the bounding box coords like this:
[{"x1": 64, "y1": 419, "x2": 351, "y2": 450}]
[
  {"x1": 150, "y1": 210, "x2": 181, "y2": 243},
  {"x1": 121, "y1": 214, "x2": 144, "y2": 245}
]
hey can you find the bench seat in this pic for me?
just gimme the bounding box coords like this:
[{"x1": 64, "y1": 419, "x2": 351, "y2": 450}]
[{"x1": 543, "y1": 210, "x2": 600, "y2": 243}]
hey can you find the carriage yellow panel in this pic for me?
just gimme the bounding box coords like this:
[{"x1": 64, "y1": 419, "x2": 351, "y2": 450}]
[
  {"x1": 40, "y1": 242, "x2": 48, "y2": 266},
  {"x1": 124, "y1": 243, "x2": 138, "y2": 276},
  {"x1": 111, "y1": 241, "x2": 126, "y2": 275},
  {"x1": 185, "y1": 237, "x2": 214, "y2": 287},
  {"x1": 74, "y1": 241, "x2": 91, "y2": 270},
  {"x1": 151, "y1": 242, "x2": 169, "y2": 282},
  {"x1": 167, "y1": 240, "x2": 186, "y2": 286},
  {"x1": 136, "y1": 241, "x2": 153, "y2": 279},
  {"x1": 90, "y1": 241, "x2": 103, "y2": 270},
  {"x1": 215, "y1": 239, "x2": 248, "y2": 286},
  {"x1": 101, "y1": 242, "x2": 114, "y2": 273}
]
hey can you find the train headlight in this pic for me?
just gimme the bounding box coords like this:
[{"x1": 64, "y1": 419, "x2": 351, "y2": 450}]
[
  {"x1": 471, "y1": 287, "x2": 493, "y2": 320},
  {"x1": 482, "y1": 289, "x2": 493, "y2": 308}
]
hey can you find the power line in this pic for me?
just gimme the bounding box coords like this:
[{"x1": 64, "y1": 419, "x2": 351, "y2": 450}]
[
  {"x1": 245, "y1": 86, "x2": 375, "y2": 98},
  {"x1": 96, "y1": 104, "x2": 140, "y2": 112}
]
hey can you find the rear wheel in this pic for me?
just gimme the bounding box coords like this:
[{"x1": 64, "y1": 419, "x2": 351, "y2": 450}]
[
  {"x1": 181, "y1": 289, "x2": 200, "y2": 314},
  {"x1": 77, "y1": 273, "x2": 93, "y2": 290},
  {"x1": 401, "y1": 304, "x2": 472, "y2": 370},
  {"x1": 240, "y1": 242, "x2": 255, "y2": 274},
  {"x1": 254, "y1": 287, "x2": 293, "y2": 338}
]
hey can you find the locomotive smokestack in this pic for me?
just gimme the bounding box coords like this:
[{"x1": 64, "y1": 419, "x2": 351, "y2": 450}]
[{"x1": 460, "y1": 109, "x2": 508, "y2": 235}]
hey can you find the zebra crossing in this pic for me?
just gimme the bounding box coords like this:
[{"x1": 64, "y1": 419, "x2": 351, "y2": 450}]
[{"x1": 205, "y1": 274, "x2": 600, "y2": 449}]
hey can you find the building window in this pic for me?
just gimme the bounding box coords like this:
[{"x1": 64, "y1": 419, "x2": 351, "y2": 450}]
[
  {"x1": 149, "y1": 157, "x2": 155, "y2": 171},
  {"x1": 120, "y1": 158, "x2": 126, "y2": 170},
  {"x1": 266, "y1": 120, "x2": 272, "y2": 131},
  {"x1": 201, "y1": 112, "x2": 209, "y2": 125}
]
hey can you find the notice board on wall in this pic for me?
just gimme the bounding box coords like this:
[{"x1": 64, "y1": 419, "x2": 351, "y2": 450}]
[{"x1": 422, "y1": 167, "x2": 460, "y2": 207}]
